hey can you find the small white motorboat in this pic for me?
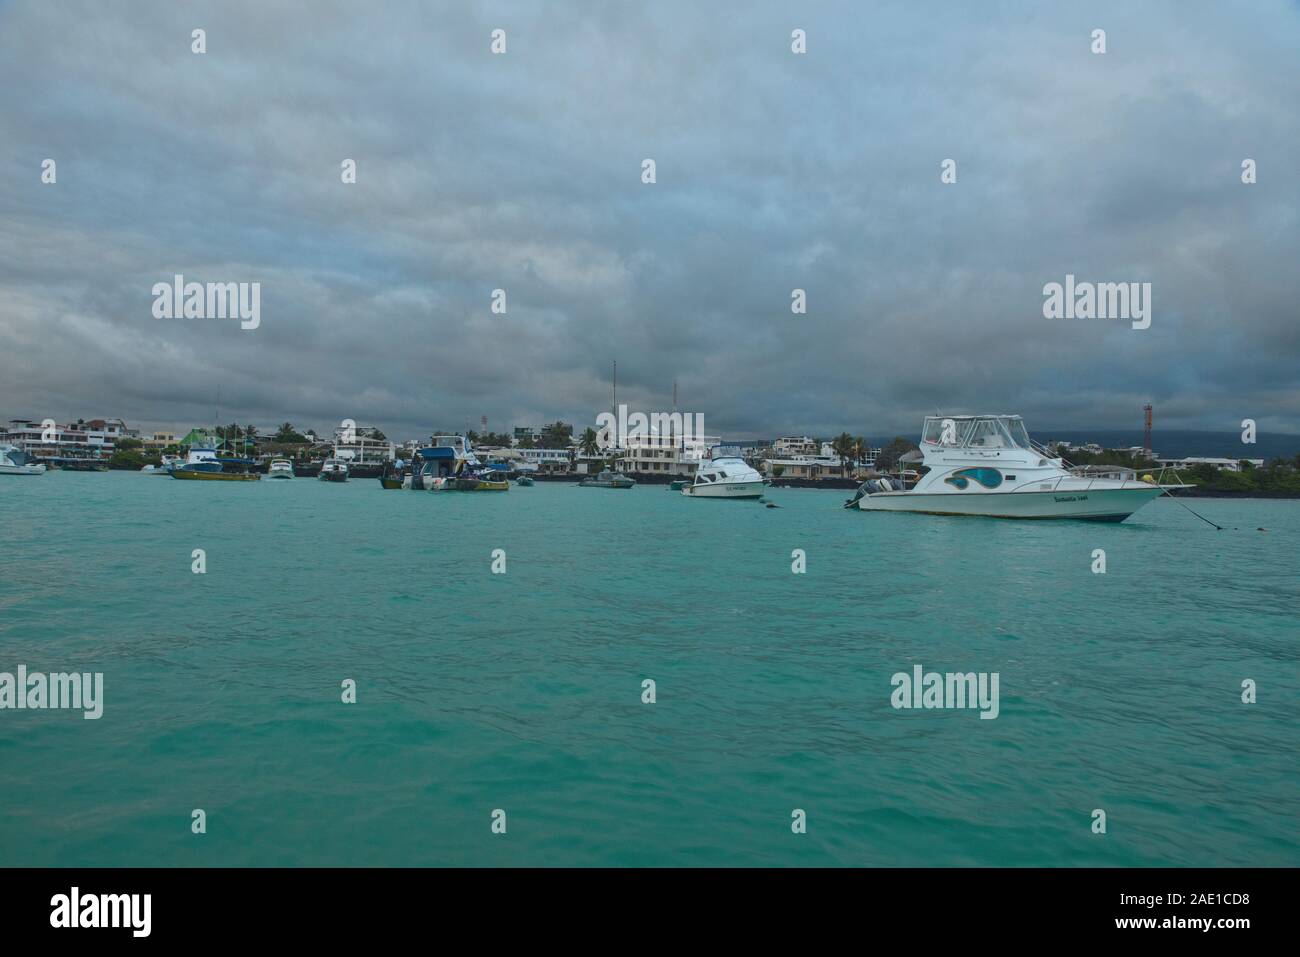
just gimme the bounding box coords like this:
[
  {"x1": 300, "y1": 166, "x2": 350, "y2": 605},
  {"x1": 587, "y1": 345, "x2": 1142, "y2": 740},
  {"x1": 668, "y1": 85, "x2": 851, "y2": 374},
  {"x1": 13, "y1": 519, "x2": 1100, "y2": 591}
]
[
  {"x1": 141, "y1": 454, "x2": 182, "y2": 475},
  {"x1": 682, "y1": 448, "x2": 765, "y2": 499},
  {"x1": 318, "y1": 458, "x2": 349, "y2": 482},
  {"x1": 0, "y1": 444, "x2": 47, "y2": 475},
  {"x1": 268, "y1": 459, "x2": 295, "y2": 479}
]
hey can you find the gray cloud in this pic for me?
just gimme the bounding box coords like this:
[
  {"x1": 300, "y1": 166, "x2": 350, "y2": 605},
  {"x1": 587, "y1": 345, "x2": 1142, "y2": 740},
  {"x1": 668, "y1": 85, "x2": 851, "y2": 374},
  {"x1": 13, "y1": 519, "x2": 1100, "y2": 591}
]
[{"x1": 1, "y1": 0, "x2": 1297, "y2": 441}]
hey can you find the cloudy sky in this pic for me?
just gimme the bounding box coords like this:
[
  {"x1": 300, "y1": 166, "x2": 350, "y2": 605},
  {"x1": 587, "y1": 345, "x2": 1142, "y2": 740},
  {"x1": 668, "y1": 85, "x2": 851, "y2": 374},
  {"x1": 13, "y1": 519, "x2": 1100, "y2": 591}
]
[{"x1": 1, "y1": 0, "x2": 1297, "y2": 441}]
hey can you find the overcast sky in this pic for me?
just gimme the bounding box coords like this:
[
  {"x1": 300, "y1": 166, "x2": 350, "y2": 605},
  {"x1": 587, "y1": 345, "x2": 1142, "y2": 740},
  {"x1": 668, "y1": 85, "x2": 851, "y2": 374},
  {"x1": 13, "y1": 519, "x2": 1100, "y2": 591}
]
[{"x1": 1, "y1": 1, "x2": 1297, "y2": 442}]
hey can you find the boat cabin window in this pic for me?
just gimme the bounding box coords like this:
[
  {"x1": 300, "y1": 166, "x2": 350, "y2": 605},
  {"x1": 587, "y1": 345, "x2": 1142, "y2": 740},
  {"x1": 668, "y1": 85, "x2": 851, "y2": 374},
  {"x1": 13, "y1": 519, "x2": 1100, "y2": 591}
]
[
  {"x1": 966, "y1": 418, "x2": 1030, "y2": 450},
  {"x1": 922, "y1": 417, "x2": 974, "y2": 446},
  {"x1": 1004, "y1": 419, "x2": 1032, "y2": 449}
]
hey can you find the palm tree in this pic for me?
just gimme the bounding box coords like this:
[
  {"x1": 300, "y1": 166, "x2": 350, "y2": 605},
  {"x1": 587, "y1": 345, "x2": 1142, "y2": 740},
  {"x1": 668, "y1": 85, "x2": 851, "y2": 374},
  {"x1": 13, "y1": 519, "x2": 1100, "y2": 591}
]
[
  {"x1": 851, "y1": 437, "x2": 868, "y2": 476},
  {"x1": 831, "y1": 432, "x2": 855, "y2": 478},
  {"x1": 540, "y1": 421, "x2": 572, "y2": 450},
  {"x1": 579, "y1": 427, "x2": 600, "y2": 457}
]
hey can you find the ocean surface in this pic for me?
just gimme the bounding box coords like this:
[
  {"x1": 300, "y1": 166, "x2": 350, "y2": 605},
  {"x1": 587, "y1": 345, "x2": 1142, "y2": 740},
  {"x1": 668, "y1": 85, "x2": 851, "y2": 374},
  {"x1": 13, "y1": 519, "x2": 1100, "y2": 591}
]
[{"x1": 1, "y1": 472, "x2": 1296, "y2": 867}]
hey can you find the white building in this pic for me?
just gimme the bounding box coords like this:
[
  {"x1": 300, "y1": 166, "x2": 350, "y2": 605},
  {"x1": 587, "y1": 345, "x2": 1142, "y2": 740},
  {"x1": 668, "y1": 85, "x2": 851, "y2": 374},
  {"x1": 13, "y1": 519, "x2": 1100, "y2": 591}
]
[
  {"x1": 617, "y1": 430, "x2": 722, "y2": 476},
  {"x1": 773, "y1": 436, "x2": 818, "y2": 456},
  {"x1": 2, "y1": 418, "x2": 134, "y2": 459},
  {"x1": 1158, "y1": 456, "x2": 1265, "y2": 473},
  {"x1": 516, "y1": 447, "x2": 572, "y2": 472}
]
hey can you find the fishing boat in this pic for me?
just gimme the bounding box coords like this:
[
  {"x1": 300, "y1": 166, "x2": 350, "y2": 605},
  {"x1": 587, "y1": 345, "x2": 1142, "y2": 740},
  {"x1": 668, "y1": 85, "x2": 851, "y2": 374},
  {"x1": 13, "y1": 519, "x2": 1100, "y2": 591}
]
[
  {"x1": 169, "y1": 437, "x2": 228, "y2": 478},
  {"x1": 579, "y1": 469, "x2": 635, "y2": 489},
  {"x1": 844, "y1": 414, "x2": 1187, "y2": 521},
  {"x1": 318, "y1": 458, "x2": 349, "y2": 482},
  {"x1": 172, "y1": 453, "x2": 261, "y2": 481},
  {"x1": 681, "y1": 448, "x2": 765, "y2": 499},
  {"x1": 0, "y1": 444, "x2": 47, "y2": 475},
  {"x1": 452, "y1": 471, "x2": 509, "y2": 491},
  {"x1": 378, "y1": 460, "x2": 406, "y2": 490},
  {"x1": 267, "y1": 459, "x2": 295, "y2": 479},
  {"x1": 404, "y1": 436, "x2": 478, "y2": 490}
]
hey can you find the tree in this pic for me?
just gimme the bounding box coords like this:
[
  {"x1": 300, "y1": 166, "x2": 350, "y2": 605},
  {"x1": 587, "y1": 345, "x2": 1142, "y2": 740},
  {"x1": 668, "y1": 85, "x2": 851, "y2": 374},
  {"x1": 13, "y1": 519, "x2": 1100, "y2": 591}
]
[
  {"x1": 851, "y1": 437, "x2": 870, "y2": 474},
  {"x1": 875, "y1": 436, "x2": 919, "y2": 473},
  {"x1": 275, "y1": 422, "x2": 308, "y2": 443},
  {"x1": 518, "y1": 434, "x2": 536, "y2": 449},
  {"x1": 540, "y1": 421, "x2": 572, "y2": 449},
  {"x1": 830, "y1": 432, "x2": 855, "y2": 477},
  {"x1": 579, "y1": 427, "x2": 599, "y2": 457}
]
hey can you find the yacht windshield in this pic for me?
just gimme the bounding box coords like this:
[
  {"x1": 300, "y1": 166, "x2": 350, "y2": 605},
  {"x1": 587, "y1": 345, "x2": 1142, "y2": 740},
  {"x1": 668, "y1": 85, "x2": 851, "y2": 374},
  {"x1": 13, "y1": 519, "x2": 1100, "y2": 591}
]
[
  {"x1": 1004, "y1": 418, "x2": 1031, "y2": 449},
  {"x1": 922, "y1": 417, "x2": 974, "y2": 446}
]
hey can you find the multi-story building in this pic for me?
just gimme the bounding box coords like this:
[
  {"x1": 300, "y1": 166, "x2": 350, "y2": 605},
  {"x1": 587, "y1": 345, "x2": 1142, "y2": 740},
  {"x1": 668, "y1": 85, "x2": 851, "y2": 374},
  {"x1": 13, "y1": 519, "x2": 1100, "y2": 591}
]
[
  {"x1": 2, "y1": 418, "x2": 133, "y2": 459},
  {"x1": 617, "y1": 430, "x2": 722, "y2": 476},
  {"x1": 512, "y1": 426, "x2": 542, "y2": 446},
  {"x1": 516, "y1": 447, "x2": 573, "y2": 472},
  {"x1": 143, "y1": 432, "x2": 179, "y2": 450},
  {"x1": 773, "y1": 436, "x2": 818, "y2": 457}
]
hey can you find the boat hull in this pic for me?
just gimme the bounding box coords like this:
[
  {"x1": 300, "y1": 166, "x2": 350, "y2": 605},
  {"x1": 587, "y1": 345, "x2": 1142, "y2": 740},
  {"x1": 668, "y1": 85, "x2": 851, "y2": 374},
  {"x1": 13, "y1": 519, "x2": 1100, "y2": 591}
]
[
  {"x1": 318, "y1": 471, "x2": 348, "y2": 482},
  {"x1": 171, "y1": 469, "x2": 260, "y2": 481},
  {"x1": 853, "y1": 486, "x2": 1164, "y2": 521},
  {"x1": 0, "y1": 464, "x2": 47, "y2": 475},
  {"x1": 681, "y1": 480, "x2": 765, "y2": 499},
  {"x1": 454, "y1": 478, "x2": 509, "y2": 491}
]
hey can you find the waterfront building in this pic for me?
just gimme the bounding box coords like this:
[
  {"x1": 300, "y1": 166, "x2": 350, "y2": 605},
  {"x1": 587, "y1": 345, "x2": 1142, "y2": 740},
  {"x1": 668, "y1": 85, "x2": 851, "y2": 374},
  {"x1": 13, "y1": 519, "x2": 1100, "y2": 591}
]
[
  {"x1": 143, "y1": 432, "x2": 179, "y2": 450},
  {"x1": 773, "y1": 436, "x2": 818, "y2": 456},
  {"x1": 1156, "y1": 456, "x2": 1265, "y2": 473},
  {"x1": 2, "y1": 417, "x2": 134, "y2": 459},
  {"x1": 331, "y1": 425, "x2": 393, "y2": 465},
  {"x1": 617, "y1": 430, "x2": 722, "y2": 476},
  {"x1": 516, "y1": 447, "x2": 572, "y2": 472},
  {"x1": 512, "y1": 426, "x2": 542, "y2": 446}
]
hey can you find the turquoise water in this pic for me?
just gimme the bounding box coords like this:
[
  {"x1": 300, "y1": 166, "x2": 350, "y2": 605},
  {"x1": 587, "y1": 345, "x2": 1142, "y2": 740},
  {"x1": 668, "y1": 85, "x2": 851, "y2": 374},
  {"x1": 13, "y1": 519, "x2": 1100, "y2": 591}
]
[{"x1": 1, "y1": 472, "x2": 1296, "y2": 867}]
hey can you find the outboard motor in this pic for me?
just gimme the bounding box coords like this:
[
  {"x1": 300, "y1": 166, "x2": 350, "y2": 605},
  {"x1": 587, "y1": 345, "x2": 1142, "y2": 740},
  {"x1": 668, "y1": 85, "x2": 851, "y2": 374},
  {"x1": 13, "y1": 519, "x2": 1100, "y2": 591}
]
[{"x1": 843, "y1": 480, "x2": 870, "y2": 509}]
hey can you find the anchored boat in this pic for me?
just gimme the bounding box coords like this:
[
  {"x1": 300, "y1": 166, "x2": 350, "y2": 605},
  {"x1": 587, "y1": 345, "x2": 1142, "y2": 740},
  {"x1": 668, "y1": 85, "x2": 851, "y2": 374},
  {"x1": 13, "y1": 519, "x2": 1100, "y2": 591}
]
[
  {"x1": 579, "y1": 469, "x2": 635, "y2": 489},
  {"x1": 844, "y1": 414, "x2": 1187, "y2": 521},
  {"x1": 0, "y1": 444, "x2": 47, "y2": 475},
  {"x1": 404, "y1": 436, "x2": 477, "y2": 490},
  {"x1": 171, "y1": 437, "x2": 259, "y2": 480},
  {"x1": 318, "y1": 458, "x2": 349, "y2": 482},
  {"x1": 267, "y1": 459, "x2": 295, "y2": 479},
  {"x1": 681, "y1": 447, "x2": 765, "y2": 499},
  {"x1": 378, "y1": 459, "x2": 406, "y2": 489}
]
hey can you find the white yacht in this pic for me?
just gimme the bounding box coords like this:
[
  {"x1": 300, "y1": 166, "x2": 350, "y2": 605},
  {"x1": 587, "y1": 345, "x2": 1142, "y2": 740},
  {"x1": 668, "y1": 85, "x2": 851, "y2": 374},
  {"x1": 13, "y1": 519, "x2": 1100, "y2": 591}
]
[
  {"x1": 682, "y1": 448, "x2": 766, "y2": 499},
  {"x1": 845, "y1": 414, "x2": 1186, "y2": 522},
  {"x1": 267, "y1": 459, "x2": 295, "y2": 479},
  {"x1": 0, "y1": 444, "x2": 47, "y2": 475},
  {"x1": 318, "y1": 458, "x2": 349, "y2": 482}
]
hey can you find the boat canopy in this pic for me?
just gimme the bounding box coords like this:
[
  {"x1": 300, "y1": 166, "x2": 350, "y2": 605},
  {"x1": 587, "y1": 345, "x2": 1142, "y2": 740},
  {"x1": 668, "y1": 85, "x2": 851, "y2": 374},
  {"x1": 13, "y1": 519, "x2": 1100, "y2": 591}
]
[{"x1": 921, "y1": 415, "x2": 1033, "y2": 451}]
